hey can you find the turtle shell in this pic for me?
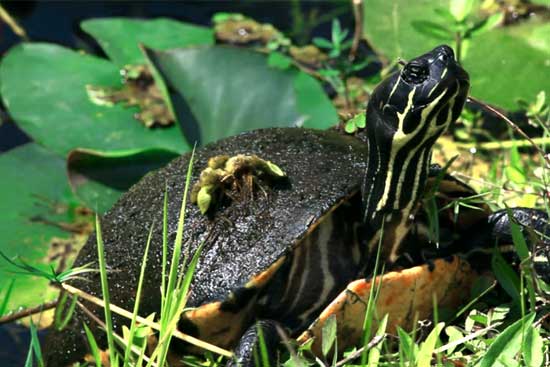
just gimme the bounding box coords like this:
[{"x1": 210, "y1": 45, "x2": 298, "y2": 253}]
[{"x1": 44, "y1": 127, "x2": 368, "y2": 365}]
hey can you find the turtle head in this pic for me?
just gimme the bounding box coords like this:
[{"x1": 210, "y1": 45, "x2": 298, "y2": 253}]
[
  {"x1": 362, "y1": 45, "x2": 469, "y2": 262},
  {"x1": 368, "y1": 45, "x2": 469, "y2": 137}
]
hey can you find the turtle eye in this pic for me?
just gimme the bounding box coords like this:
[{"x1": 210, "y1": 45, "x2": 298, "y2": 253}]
[{"x1": 402, "y1": 62, "x2": 429, "y2": 84}]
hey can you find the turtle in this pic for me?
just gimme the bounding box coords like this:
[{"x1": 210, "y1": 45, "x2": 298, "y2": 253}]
[{"x1": 43, "y1": 45, "x2": 549, "y2": 366}]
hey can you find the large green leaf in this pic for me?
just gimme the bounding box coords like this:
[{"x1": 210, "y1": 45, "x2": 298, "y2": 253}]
[
  {"x1": 144, "y1": 46, "x2": 338, "y2": 145},
  {"x1": 363, "y1": 0, "x2": 442, "y2": 62},
  {"x1": 477, "y1": 313, "x2": 536, "y2": 367},
  {"x1": 463, "y1": 21, "x2": 550, "y2": 109},
  {"x1": 0, "y1": 43, "x2": 189, "y2": 157},
  {"x1": 67, "y1": 147, "x2": 180, "y2": 212},
  {"x1": 0, "y1": 144, "x2": 81, "y2": 312},
  {"x1": 363, "y1": 1, "x2": 550, "y2": 109},
  {"x1": 81, "y1": 18, "x2": 214, "y2": 67}
]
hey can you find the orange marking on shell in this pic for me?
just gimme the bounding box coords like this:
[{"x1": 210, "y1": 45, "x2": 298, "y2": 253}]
[
  {"x1": 184, "y1": 301, "x2": 222, "y2": 321},
  {"x1": 182, "y1": 255, "x2": 287, "y2": 353},
  {"x1": 245, "y1": 255, "x2": 286, "y2": 288}
]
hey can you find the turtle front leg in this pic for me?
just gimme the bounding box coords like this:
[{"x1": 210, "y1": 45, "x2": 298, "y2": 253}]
[
  {"x1": 297, "y1": 256, "x2": 477, "y2": 356},
  {"x1": 227, "y1": 320, "x2": 283, "y2": 367},
  {"x1": 451, "y1": 208, "x2": 549, "y2": 264}
]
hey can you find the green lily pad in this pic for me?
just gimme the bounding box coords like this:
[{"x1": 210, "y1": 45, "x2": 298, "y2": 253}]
[
  {"x1": 0, "y1": 143, "x2": 86, "y2": 313},
  {"x1": 67, "y1": 147, "x2": 180, "y2": 212},
  {"x1": 463, "y1": 21, "x2": 550, "y2": 110},
  {"x1": 81, "y1": 18, "x2": 214, "y2": 68},
  {"x1": 363, "y1": 1, "x2": 550, "y2": 109},
  {"x1": 144, "y1": 46, "x2": 337, "y2": 145},
  {"x1": 0, "y1": 43, "x2": 189, "y2": 157},
  {"x1": 363, "y1": 0, "x2": 442, "y2": 62}
]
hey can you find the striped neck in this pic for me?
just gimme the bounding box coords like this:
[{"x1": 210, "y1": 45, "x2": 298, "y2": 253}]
[{"x1": 362, "y1": 84, "x2": 460, "y2": 263}]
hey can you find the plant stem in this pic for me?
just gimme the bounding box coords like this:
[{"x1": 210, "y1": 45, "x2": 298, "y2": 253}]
[
  {"x1": 60, "y1": 283, "x2": 233, "y2": 357},
  {"x1": 334, "y1": 334, "x2": 384, "y2": 367},
  {"x1": 0, "y1": 300, "x2": 57, "y2": 325},
  {"x1": 455, "y1": 136, "x2": 550, "y2": 151},
  {"x1": 468, "y1": 95, "x2": 550, "y2": 166},
  {"x1": 343, "y1": 76, "x2": 352, "y2": 112},
  {"x1": 349, "y1": 0, "x2": 364, "y2": 61},
  {"x1": 77, "y1": 301, "x2": 157, "y2": 367},
  {"x1": 0, "y1": 5, "x2": 29, "y2": 40},
  {"x1": 455, "y1": 31, "x2": 462, "y2": 64}
]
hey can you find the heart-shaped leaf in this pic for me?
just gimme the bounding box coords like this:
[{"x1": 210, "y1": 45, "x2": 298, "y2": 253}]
[
  {"x1": 363, "y1": 1, "x2": 549, "y2": 109},
  {"x1": 0, "y1": 43, "x2": 190, "y2": 157},
  {"x1": 144, "y1": 46, "x2": 337, "y2": 145},
  {"x1": 81, "y1": 18, "x2": 214, "y2": 67},
  {"x1": 463, "y1": 21, "x2": 550, "y2": 110},
  {"x1": 0, "y1": 143, "x2": 88, "y2": 314}
]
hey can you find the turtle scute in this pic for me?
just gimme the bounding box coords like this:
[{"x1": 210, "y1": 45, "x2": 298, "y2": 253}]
[{"x1": 191, "y1": 154, "x2": 287, "y2": 214}]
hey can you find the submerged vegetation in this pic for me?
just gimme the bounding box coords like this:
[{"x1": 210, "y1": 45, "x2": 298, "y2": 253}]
[{"x1": 0, "y1": 0, "x2": 549, "y2": 365}]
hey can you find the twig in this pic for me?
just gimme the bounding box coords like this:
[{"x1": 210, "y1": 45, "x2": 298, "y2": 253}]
[
  {"x1": 533, "y1": 311, "x2": 550, "y2": 328},
  {"x1": 334, "y1": 334, "x2": 384, "y2": 367},
  {"x1": 0, "y1": 300, "x2": 57, "y2": 325},
  {"x1": 61, "y1": 283, "x2": 233, "y2": 358},
  {"x1": 455, "y1": 137, "x2": 550, "y2": 151},
  {"x1": 468, "y1": 95, "x2": 550, "y2": 166},
  {"x1": 349, "y1": 0, "x2": 364, "y2": 61},
  {"x1": 276, "y1": 324, "x2": 305, "y2": 367},
  {"x1": 77, "y1": 301, "x2": 157, "y2": 366},
  {"x1": 451, "y1": 171, "x2": 544, "y2": 199},
  {"x1": 0, "y1": 4, "x2": 29, "y2": 41},
  {"x1": 433, "y1": 322, "x2": 502, "y2": 353}
]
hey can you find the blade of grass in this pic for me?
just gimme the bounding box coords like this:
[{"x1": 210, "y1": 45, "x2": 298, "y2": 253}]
[
  {"x1": 492, "y1": 250, "x2": 521, "y2": 301},
  {"x1": 54, "y1": 292, "x2": 78, "y2": 331},
  {"x1": 123, "y1": 222, "x2": 155, "y2": 366},
  {"x1": 24, "y1": 341, "x2": 33, "y2": 367},
  {"x1": 416, "y1": 322, "x2": 444, "y2": 367},
  {"x1": 154, "y1": 147, "x2": 197, "y2": 366},
  {"x1": 161, "y1": 185, "x2": 168, "y2": 306},
  {"x1": 61, "y1": 283, "x2": 232, "y2": 357},
  {"x1": 507, "y1": 209, "x2": 537, "y2": 313},
  {"x1": 95, "y1": 215, "x2": 117, "y2": 367},
  {"x1": 0, "y1": 279, "x2": 15, "y2": 315},
  {"x1": 523, "y1": 323, "x2": 544, "y2": 367},
  {"x1": 149, "y1": 240, "x2": 206, "y2": 366},
  {"x1": 478, "y1": 313, "x2": 535, "y2": 367},
  {"x1": 83, "y1": 323, "x2": 102, "y2": 367},
  {"x1": 257, "y1": 324, "x2": 271, "y2": 367},
  {"x1": 161, "y1": 148, "x2": 195, "y2": 319},
  {"x1": 361, "y1": 220, "x2": 385, "y2": 366},
  {"x1": 78, "y1": 301, "x2": 157, "y2": 367},
  {"x1": 29, "y1": 320, "x2": 44, "y2": 367},
  {"x1": 397, "y1": 327, "x2": 414, "y2": 366},
  {"x1": 367, "y1": 314, "x2": 388, "y2": 367},
  {"x1": 451, "y1": 280, "x2": 497, "y2": 321}
]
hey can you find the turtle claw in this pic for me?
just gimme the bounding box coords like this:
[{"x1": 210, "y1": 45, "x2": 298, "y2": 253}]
[{"x1": 192, "y1": 154, "x2": 286, "y2": 214}]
